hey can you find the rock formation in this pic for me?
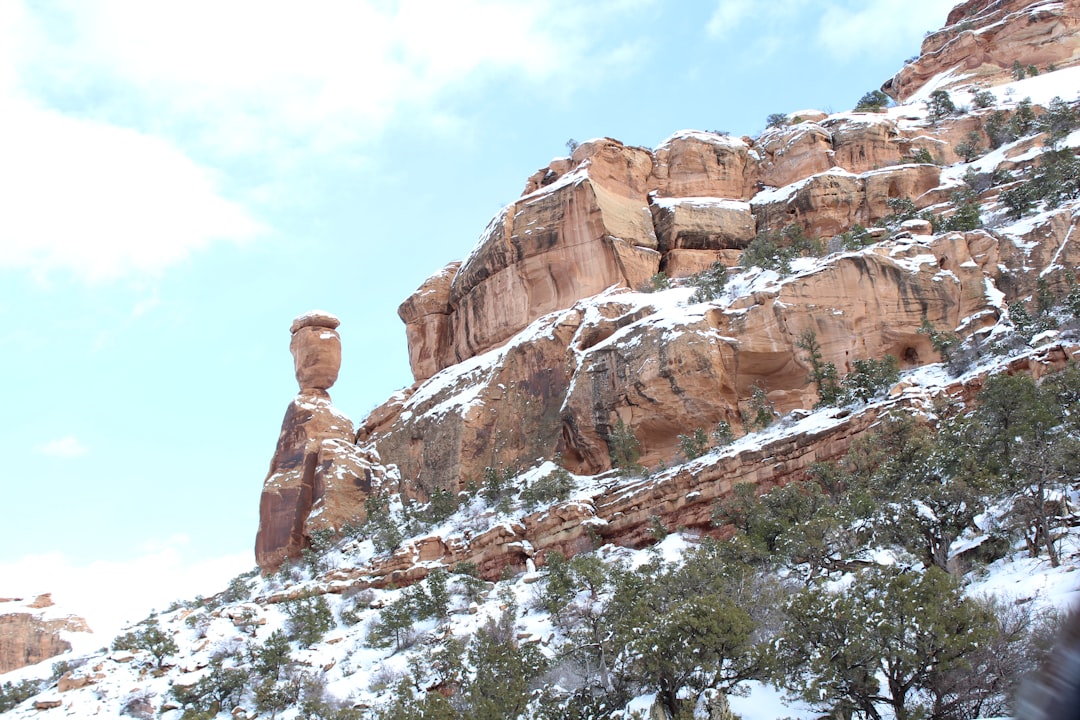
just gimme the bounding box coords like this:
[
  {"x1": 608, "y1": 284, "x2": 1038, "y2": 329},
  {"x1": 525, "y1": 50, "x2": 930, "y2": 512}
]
[
  {"x1": 0, "y1": 594, "x2": 92, "y2": 674},
  {"x1": 255, "y1": 312, "x2": 384, "y2": 573},
  {"x1": 255, "y1": 0, "x2": 1080, "y2": 578},
  {"x1": 885, "y1": 0, "x2": 1080, "y2": 102}
]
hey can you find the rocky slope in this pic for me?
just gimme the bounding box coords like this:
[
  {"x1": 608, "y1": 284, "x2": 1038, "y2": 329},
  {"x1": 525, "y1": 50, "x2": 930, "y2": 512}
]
[{"x1": 5, "y1": 1, "x2": 1080, "y2": 718}]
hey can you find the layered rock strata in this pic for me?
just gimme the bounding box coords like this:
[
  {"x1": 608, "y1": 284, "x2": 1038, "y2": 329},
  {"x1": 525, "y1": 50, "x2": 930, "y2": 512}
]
[
  {"x1": 885, "y1": 0, "x2": 1080, "y2": 101},
  {"x1": 255, "y1": 312, "x2": 384, "y2": 573},
  {"x1": 0, "y1": 595, "x2": 92, "y2": 674}
]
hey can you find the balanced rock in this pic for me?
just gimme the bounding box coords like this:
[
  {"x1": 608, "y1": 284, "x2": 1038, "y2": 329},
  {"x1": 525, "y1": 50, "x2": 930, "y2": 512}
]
[{"x1": 256, "y1": 312, "x2": 379, "y2": 573}]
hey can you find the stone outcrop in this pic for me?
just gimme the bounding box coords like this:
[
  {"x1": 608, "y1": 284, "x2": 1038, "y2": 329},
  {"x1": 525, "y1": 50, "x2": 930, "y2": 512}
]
[
  {"x1": 398, "y1": 103, "x2": 1020, "y2": 383},
  {"x1": 261, "y1": 0, "x2": 1080, "y2": 583},
  {"x1": 885, "y1": 0, "x2": 1080, "y2": 101},
  {"x1": 365, "y1": 225, "x2": 1017, "y2": 496},
  {"x1": 256, "y1": 313, "x2": 383, "y2": 573},
  {"x1": 0, "y1": 595, "x2": 92, "y2": 674}
]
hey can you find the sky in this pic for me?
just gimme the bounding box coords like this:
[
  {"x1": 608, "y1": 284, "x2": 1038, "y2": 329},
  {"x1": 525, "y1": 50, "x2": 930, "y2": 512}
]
[{"x1": 0, "y1": 0, "x2": 956, "y2": 637}]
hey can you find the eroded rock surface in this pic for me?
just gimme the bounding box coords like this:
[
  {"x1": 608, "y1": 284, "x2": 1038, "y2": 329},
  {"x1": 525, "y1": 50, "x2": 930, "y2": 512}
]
[
  {"x1": 256, "y1": 313, "x2": 382, "y2": 573},
  {"x1": 0, "y1": 595, "x2": 92, "y2": 674}
]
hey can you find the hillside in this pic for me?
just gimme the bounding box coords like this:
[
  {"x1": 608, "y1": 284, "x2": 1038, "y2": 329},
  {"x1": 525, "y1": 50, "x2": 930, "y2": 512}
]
[{"x1": 4, "y1": 1, "x2": 1080, "y2": 718}]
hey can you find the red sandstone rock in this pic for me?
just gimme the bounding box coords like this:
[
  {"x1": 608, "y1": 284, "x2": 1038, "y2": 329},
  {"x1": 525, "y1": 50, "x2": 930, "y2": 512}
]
[
  {"x1": 256, "y1": 313, "x2": 382, "y2": 573},
  {"x1": 885, "y1": 0, "x2": 1080, "y2": 101},
  {"x1": 0, "y1": 595, "x2": 92, "y2": 674}
]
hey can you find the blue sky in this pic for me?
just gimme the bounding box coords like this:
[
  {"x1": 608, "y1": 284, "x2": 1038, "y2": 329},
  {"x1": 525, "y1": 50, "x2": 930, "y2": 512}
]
[{"x1": 0, "y1": 0, "x2": 955, "y2": 632}]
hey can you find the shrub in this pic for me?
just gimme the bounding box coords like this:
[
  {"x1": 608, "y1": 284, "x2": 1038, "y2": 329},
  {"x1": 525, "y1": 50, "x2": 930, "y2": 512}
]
[
  {"x1": 418, "y1": 486, "x2": 458, "y2": 525},
  {"x1": 112, "y1": 620, "x2": 178, "y2": 667},
  {"x1": 746, "y1": 385, "x2": 776, "y2": 429},
  {"x1": 885, "y1": 196, "x2": 918, "y2": 227},
  {"x1": 521, "y1": 466, "x2": 575, "y2": 508},
  {"x1": 765, "y1": 112, "x2": 788, "y2": 128},
  {"x1": 1037, "y1": 96, "x2": 1080, "y2": 146},
  {"x1": 840, "y1": 223, "x2": 873, "y2": 250},
  {"x1": 0, "y1": 679, "x2": 44, "y2": 713},
  {"x1": 678, "y1": 428, "x2": 710, "y2": 460},
  {"x1": 1000, "y1": 148, "x2": 1080, "y2": 219},
  {"x1": 1010, "y1": 97, "x2": 1037, "y2": 137},
  {"x1": 740, "y1": 225, "x2": 822, "y2": 274},
  {"x1": 954, "y1": 130, "x2": 983, "y2": 162},
  {"x1": 363, "y1": 493, "x2": 404, "y2": 553},
  {"x1": 798, "y1": 329, "x2": 842, "y2": 407},
  {"x1": 984, "y1": 109, "x2": 1011, "y2": 148},
  {"x1": 928, "y1": 89, "x2": 957, "y2": 124},
  {"x1": 712, "y1": 421, "x2": 734, "y2": 446},
  {"x1": 1012, "y1": 59, "x2": 1026, "y2": 80},
  {"x1": 854, "y1": 89, "x2": 889, "y2": 112},
  {"x1": 908, "y1": 147, "x2": 936, "y2": 164},
  {"x1": 607, "y1": 418, "x2": 642, "y2": 473},
  {"x1": 973, "y1": 89, "x2": 996, "y2": 109},
  {"x1": 283, "y1": 594, "x2": 335, "y2": 647},
  {"x1": 940, "y1": 189, "x2": 982, "y2": 231},
  {"x1": 689, "y1": 262, "x2": 728, "y2": 302},
  {"x1": 919, "y1": 316, "x2": 958, "y2": 366},
  {"x1": 643, "y1": 272, "x2": 671, "y2": 292},
  {"x1": 840, "y1": 355, "x2": 900, "y2": 403}
]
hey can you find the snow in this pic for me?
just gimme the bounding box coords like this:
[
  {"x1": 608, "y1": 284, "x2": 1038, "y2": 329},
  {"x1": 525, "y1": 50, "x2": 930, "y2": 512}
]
[{"x1": 654, "y1": 129, "x2": 749, "y2": 151}]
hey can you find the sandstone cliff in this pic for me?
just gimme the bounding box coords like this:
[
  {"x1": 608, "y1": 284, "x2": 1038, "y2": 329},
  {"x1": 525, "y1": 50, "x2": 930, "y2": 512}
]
[
  {"x1": 0, "y1": 595, "x2": 91, "y2": 675},
  {"x1": 253, "y1": 0, "x2": 1080, "y2": 582}
]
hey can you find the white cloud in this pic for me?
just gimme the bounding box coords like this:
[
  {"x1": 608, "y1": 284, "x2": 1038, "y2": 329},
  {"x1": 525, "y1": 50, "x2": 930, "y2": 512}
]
[
  {"x1": 0, "y1": 96, "x2": 264, "y2": 284},
  {"x1": 815, "y1": 0, "x2": 957, "y2": 60},
  {"x1": 34, "y1": 435, "x2": 89, "y2": 458},
  {"x1": 0, "y1": 0, "x2": 648, "y2": 283},
  {"x1": 706, "y1": 0, "x2": 756, "y2": 39},
  {"x1": 0, "y1": 539, "x2": 252, "y2": 645},
  {"x1": 19, "y1": 0, "x2": 644, "y2": 160}
]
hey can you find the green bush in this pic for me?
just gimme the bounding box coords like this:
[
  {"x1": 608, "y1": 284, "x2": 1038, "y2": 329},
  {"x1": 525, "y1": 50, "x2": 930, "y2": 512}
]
[
  {"x1": 746, "y1": 385, "x2": 776, "y2": 430},
  {"x1": 973, "y1": 89, "x2": 996, "y2": 109},
  {"x1": 854, "y1": 89, "x2": 889, "y2": 112},
  {"x1": 677, "y1": 428, "x2": 710, "y2": 460},
  {"x1": 955, "y1": 130, "x2": 983, "y2": 162},
  {"x1": 283, "y1": 594, "x2": 335, "y2": 647},
  {"x1": 1000, "y1": 148, "x2": 1080, "y2": 219},
  {"x1": 607, "y1": 418, "x2": 642, "y2": 473},
  {"x1": 1036, "y1": 96, "x2": 1080, "y2": 146},
  {"x1": 798, "y1": 329, "x2": 841, "y2": 407},
  {"x1": 928, "y1": 89, "x2": 957, "y2": 124},
  {"x1": 740, "y1": 225, "x2": 822, "y2": 275},
  {"x1": 0, "y1": 679, "x2": 44, "y2": 713},
  {"x1": 840, "y1": 355, "x2": 900, "y2": 403},
  {"x1": 642, "y1": 272, "x2": 671, "y2": 292},
  {"x1": 363, "y1": 493, "x2": 404, "y2": 553},
  {"x1": 839, "y1": 223, "x2": 874, "y2": 250},
  {"x1": 112, "y1": 620, "x2": 177, "y2": 667},
  {"x1": 765, "y1": 112, "x2": 788, "y2": 129},
  {"x1": 521, "y1": 466, "x2": 575, "y2": 508},
  {"x1": 689, "y1": 262, "x2": 728, "y2": 302},
  {"x1": 712, "y1": 421, "x2": 734, "y2": 446}
]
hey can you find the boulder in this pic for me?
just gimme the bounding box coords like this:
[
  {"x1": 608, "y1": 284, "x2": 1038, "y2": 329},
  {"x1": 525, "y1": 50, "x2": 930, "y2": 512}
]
[
  {"x1": 398, "y1": 262, "x2": 461, "y2": 382},
  {"x1": 756, "y1": 122, "x2": 834, "y2": 189},
  {"x1": 651, "y1": 131, "x2": 757, "y2": 199},
  {"x1": 650, "y1": 198, "x2": 755, "y2": 254}
]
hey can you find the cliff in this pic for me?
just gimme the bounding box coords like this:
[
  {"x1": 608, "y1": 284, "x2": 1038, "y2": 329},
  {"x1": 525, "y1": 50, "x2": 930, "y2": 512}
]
[
  {"x1": 0, "y1": 595, "x2": 91, "y2": 675},
  {"x1": 252, "y1": 0, "x2": 1080, "y2": 576}
]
